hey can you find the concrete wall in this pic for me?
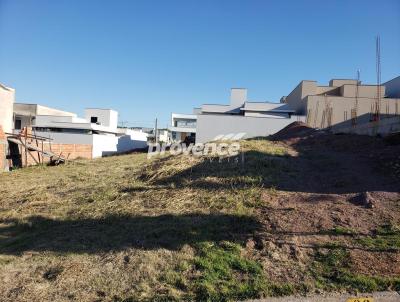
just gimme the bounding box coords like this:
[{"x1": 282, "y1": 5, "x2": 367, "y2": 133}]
[
  {"x1": 244, "y1": 112, "x2": 290, "y2": 118},
  {"x1": 340, "y1": 85, "x2": 385, "y2": 98},
  {"x1": 285, "y1": 81, "x2": 317, "y2": 114},
  {"x1": 34, "y1": 131, "x2": 93, "y2": 144},
  {"x1": 332, "y1": 115, "x2": 400, "y2": 136},
  {"x1": 230, "y1": 88, "x2": 247, "y2": 107},
  {"x1": 13, "y1": 103, "x2": 36, "y2": 116},
  {"x1": 14, "y1": 115, "x2": 32, "y2": 130},
  {"x1": 196, "y1": 114, "x2": 305, "y2": 143},
  {"x1": 85, "y1": 109, "x2": 118, "y2": 131},
  {"x1": 35, "y1": 115, "x2": 88, "y2": 125},
  {"x1": 92, "y1": 134, "x2": 118, "y2": 157},
  {"x1": 329, "y1": 79, "x2": 358, "y2": 87},
  {"x1": 0, "y1": 84, "x2": 15, "y2": 133},
  {"x1": 116, "y1": 130, "x2": 148, "y2": 152},
  {"x1": 316, "y1": 86, "x2": 339, "y2": 95},
  {"x1": 33, "y1": 131, "x2": 118, "y2": 158},
  {"x1": 306, "y1": 95, "x2": 400, "y2": 129}
]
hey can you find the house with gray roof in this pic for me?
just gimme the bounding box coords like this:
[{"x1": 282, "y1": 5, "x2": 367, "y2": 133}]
[{"x1": 195, "y1": 88, "x2": 302, "y2": 143}]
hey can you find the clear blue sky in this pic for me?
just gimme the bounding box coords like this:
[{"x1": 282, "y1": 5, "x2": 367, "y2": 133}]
[{"x1": 0, "y1": 0, "x2": 399, "y2": 128}]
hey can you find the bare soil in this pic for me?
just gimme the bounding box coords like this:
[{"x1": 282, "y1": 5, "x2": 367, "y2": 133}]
[{"x1": 0, "y1": 126, "x2": 399, "y2": 301}]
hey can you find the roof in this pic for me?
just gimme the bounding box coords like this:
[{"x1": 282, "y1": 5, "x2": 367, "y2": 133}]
[
  {"x1": 383, "y1": 75, "x2": 400, "y2": 85},
  {"x1": 242, "y1": 102, "x2": 295, "y2": 112},
  {"x1": 0, "y1": 83, "x2": 15, "y2": 91},
  {"x1": 201, "y1": 104, "x2": 241, "y2": 114},
  {"x1": 85, "y1": 108, "x2": 118, "y2": 112}
]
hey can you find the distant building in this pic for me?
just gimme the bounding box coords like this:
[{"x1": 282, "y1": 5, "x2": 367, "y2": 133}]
[
  {"x1": 29, "y1": 108, "x2": 120, "y2": 158},
  {"x1": 283, "y1": 77, "x2": 400, "y2": 132},
  {"x1": 2, "y1": 97, "x2": 149, "y2": 170},
  {"x1": 13, "y1": 103, "x2": 76, "y2": 131},
  {"x1": 169, "y1": 113, "x2": 197, "y2": 142},
  {"x1": 158, "y1": 129, "x2": 170, "y2": 144},
  {"x1": 116, "y1": 128, "x2": 148, "y2": 152},
  {"x1": 195, "y1": 88, "x2": 300, "y2": 143},
  {"x1": 384, "y1": 76, "x2": 400, "y2": 98}
]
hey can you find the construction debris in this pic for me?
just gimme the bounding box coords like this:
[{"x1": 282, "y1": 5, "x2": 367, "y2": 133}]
[
  {"x1": 270, "y1": 121, "x2": 316, "y2": 141},
  {"x1": 6, "y1": 128, "x2": 67, "y2": 169}
]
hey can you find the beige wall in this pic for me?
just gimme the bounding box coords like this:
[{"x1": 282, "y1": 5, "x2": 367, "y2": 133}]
[
  {"x1": 306, "y1": 95, "x2": 400, "y2": 129},
  {"x1": 0, "y1": 84, "x2": 15, "y2": 133},
  {"x1": 316, "y1": 86, "x2": 339, "y2": 95},
  {"x1": 285, "y1": 81, "x2": 317, "y2": 114},
  {"x1": 340, "y1": 85, "x2": 385, "y2": 98},
  {"x1": 329, "y1": 79, "x2": 358, "y2": 87}
]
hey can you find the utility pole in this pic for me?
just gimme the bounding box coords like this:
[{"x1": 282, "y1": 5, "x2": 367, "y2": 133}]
[{"x1": 154, "y1": 118, "x2": 158, "y2": 144}]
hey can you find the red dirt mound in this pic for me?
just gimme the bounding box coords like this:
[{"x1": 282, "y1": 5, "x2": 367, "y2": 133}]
[{"x1": 271, "y1": 121, "x2": 315, "y2": 140}]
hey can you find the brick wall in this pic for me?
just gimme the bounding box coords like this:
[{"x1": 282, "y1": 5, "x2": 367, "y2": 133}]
[
  {"x1": 20, "y1": 142, "x2": 93, "y2": 167},
  {"x1": 8, "y1": 128, "x2": 93, "y2": 168}
]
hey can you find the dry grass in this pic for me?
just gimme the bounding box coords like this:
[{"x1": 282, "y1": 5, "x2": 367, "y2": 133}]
[{"x1": 0, "y1": 137, "x2": 399, "y2": 301}]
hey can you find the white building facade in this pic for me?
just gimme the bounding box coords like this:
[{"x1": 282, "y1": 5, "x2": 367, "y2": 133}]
[
  {"x1": 169, "y1": 113, "x2": 197, "y2": 143},
  {"x1": 13, "y1": 105, "x2": 148, "y2": 159}
]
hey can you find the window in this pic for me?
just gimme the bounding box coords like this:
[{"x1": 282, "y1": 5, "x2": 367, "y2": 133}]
[
  {"x1": 15, "y1": 119, "x2": 22, "y2": 130},
  {"x1": 90, "y1": 116, "x2": 98, "y2": 123}
]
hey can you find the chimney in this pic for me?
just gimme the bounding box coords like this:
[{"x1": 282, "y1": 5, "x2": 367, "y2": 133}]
[{"x1": 230, "y1": 88, "x2": 247, "y2": 107}]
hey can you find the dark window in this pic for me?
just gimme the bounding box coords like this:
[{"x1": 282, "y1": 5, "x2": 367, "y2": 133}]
[
  {"x1": 91, "y1": 116, "x2": 98, "y2": 123},
  {"x1": 15, "y1": 119, "x2": 22, "y2": 130}
]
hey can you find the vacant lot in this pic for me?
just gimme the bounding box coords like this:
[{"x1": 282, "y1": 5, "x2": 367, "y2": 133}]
[{"x1": 0, "y1": 132, "x2": 399, "y2": 301}]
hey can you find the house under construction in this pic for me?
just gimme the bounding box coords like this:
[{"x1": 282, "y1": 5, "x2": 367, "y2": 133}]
[
  {"x1": 0, "y1": 83, "x2": 148, "y2": 171},
  {"x1": 281, "y1": 77, "x2": 400, "y2": 134}
]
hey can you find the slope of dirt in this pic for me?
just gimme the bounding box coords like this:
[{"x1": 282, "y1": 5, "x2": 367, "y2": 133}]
[
  {"x1": 270, "y1": 121, "x2": 316, "y2": 141},
  {"x1": 0, "y1": 132, "x2": 399, "y2": 301}
]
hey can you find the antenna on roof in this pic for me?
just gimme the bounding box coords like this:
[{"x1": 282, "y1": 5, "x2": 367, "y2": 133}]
[
  {"x1": 375, "y1": 35, "x2": 381, "y2": 122},
  {"x1": 352, "y1": 69, "x2": 361, "y2": 127}
]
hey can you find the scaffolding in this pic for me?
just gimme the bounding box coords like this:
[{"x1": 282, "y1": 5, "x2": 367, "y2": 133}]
[{"x1": 6, "y1": 129, "x2": 67, "y2": 168}]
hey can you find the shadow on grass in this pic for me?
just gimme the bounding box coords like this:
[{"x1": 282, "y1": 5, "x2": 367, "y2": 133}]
[
  {"x1": 143, "y1": 134, "x2": 400, "y2": 194},
  {"x1": 0, "y1": 214, "x2": 260, "y2": 255}
]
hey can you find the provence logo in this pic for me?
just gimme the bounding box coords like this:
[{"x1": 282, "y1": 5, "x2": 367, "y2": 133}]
[{"x1": 147, "y1": 133, "x2": 246, "y2": 159}]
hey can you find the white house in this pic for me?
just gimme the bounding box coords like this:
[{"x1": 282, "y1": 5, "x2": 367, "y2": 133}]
[
  {"x1": 169, "y1": 113, "x2": 197, "y2": 142},
  {"x1": 12, "y1": 104, "x2": 148, "y2": 159},
  {"x1": 195, "y1": 88, "x2": 302, "y2": 143}
]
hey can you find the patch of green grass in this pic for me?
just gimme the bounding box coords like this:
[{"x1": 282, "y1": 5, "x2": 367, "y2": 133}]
[
  {"x1": 316, "y1": 241, "x2": 346, "y2": 249},
  {"x1": 320, "y1": 227, "x2": 356, "y2": 236},
  {"x1": 312, "y1": 248, "x2": 400, "y2": 292},
  {"x1": 192, "y1": 241, "x2": 267, "y2": 301},
  {"x1": 185, "y1": 241, "x2": 303, "y2": 301},
  {"x1": 357, "y1": 224, "x2": 400, "y2": 251}
]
